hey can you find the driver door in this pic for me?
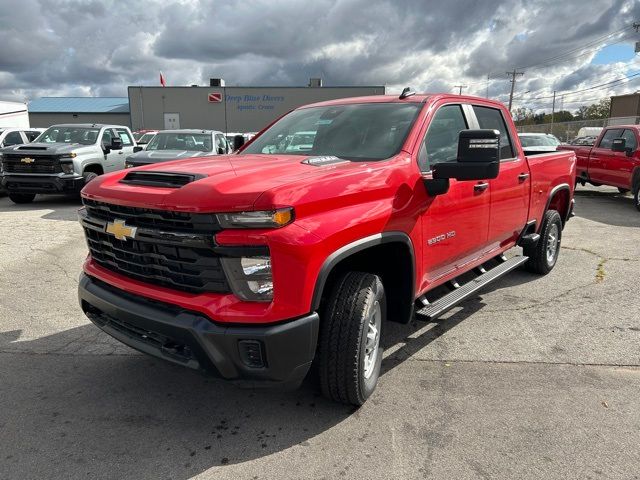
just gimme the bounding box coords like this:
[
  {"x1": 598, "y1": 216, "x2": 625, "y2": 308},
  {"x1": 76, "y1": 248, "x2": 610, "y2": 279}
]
[
  {"x1": 100, "y1": 128, "x2": 120, "y2": 172},
  {"x1": 418, "y1": 104, "x2": 491, "y2": 285}
]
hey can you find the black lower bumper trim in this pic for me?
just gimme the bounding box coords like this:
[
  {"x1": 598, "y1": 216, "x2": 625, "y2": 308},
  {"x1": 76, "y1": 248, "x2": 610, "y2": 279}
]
[
  {"x1": 78, "y1": 274, "x2": 319, "y2": 388},
  {"x1": 1, "y1": 174, "x2": 84, "y2": 194}
]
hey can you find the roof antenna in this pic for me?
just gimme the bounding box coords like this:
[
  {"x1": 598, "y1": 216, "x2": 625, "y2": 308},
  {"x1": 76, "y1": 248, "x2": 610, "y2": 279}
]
[{"x1": 399, "y1": 87, "x2": 415, "y2": 99}]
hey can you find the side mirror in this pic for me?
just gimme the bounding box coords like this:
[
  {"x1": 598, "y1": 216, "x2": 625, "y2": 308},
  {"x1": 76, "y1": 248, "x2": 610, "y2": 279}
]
[
  {"x1": 432, "y1": 129, "x2": 500, "y2": 181},
  {"x1": 133, "y1": 145, "x2": 143, "y2": 153},
  {"x1": 625, "y1": 147, "x2": 634, "y2": 157},
  {"x1": 611, "y1": 138, "x2": 626, "y2": 152},
  {"x1": 233, "y1": 134, "x2": 245, "y2": 151},
  {"x1": 110, "y1": 137, "x2": 123, "y2": 151}
]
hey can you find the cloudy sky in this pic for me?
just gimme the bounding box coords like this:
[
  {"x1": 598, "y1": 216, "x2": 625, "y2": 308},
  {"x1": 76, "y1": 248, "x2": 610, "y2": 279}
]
[{"x1": 1, "y1": 0, "x2": 639, "y2": 113}]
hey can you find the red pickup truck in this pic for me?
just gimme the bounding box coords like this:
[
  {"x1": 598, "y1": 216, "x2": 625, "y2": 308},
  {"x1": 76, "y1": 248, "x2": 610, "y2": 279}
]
[
  {"x1": 78, "y1": 92, "x2": 576, "y2": 405},
  {"x1": 559, "y1": 125, "x2": 640, "y2": 211}
]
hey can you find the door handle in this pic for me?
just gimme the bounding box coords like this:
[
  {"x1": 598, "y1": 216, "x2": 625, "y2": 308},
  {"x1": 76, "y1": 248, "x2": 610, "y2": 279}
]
[
  {"x1": 518, "y1": 173, "x2": 530, "y2": 182},
  {"x1": 474, "y1": 182, "x2": 489, "y2": 192},
  {"x1": 118, "y1": 151, "x2": 124, "y2": 155}
]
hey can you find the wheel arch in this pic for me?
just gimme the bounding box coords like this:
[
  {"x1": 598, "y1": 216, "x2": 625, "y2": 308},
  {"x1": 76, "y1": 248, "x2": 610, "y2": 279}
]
[
  {"x1": 311, "y1": 232, "x2": 416, "y2": 324},
  {"x1": 83, "y1": 163, "x2": 104, "y2": 175},
  {"x1": 631, "y1": 166, "x2": 640, "y2": 193},
  {"x1": 544, "y1": 183, "x2": 571, "y2": 226}
]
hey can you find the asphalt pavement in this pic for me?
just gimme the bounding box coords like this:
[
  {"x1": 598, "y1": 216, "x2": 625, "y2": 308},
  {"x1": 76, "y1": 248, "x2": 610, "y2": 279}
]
[{"x1": 0, "y1": 185, "x2": 638, "y2": 480}]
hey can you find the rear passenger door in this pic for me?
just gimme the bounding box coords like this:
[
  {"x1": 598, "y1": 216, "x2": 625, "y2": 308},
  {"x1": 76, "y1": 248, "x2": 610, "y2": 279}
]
[
  {"x1": 419, "y1": 104, "x2": 491, "y2": 283},
  {"x1": 471, "y1": 105, "x2": 528, "y2": 248}
]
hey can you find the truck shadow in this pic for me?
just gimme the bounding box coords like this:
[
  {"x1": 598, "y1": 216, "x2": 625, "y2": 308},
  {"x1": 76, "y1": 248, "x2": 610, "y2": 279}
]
[
  {"x1": 0, "y1": 268, "x2": 540, "y2": 479},
  {"x1": 573, "y1": 189, "x2": 640, "y2": 228},
  {"x1": 0, "y1": 195, "x2": 81, "y2": 222}
]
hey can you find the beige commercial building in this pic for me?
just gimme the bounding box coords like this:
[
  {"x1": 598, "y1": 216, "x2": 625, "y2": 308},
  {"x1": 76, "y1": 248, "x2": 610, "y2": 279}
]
[{"x1": 128, "y1": 80, "x2": 385, "y2": 133}]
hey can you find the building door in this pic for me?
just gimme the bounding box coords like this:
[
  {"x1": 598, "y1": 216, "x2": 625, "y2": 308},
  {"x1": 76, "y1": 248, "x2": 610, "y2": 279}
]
[{"x1": 164, "y1": 113, "x2": 180, "y2": 130}]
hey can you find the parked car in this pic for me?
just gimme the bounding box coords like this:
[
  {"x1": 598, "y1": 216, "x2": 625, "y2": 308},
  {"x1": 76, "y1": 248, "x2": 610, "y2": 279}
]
[
  {"x1": 518, "y1": 133, "x2": 561, "y2": 153},
  {"x1": 132, "y1": 129, "x2": 157, "y2": 142},
  {"x1": 78, "y1": 92, "x2": 576, "y2": 405},
  {"x1": 576, "y1": 127, "x2": 603, "y2": 139},
  {"x1": 569, "y1": 135, "x2": 598, "y2": 146},
  {"x1": 559, "y1": 125, "x2": 640, "y2": 211},
  {"x1": 134, "y1": 130, "x2": 159, "y2": 147},
  {"x1": 0, "y1": 123, "x2": 135, "y2": 203},
  {"x1": 125, "y1": 129, "x2": 230, "y2": 168},
  {"x1": 0, "y1": 127, "x2": 44, "y2": 195},
  {"x1": 0, "y1": 127, "x2": 43, "y2": 148}
]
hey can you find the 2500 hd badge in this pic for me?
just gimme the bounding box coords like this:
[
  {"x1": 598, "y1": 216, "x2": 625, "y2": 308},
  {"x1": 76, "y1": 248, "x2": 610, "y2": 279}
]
[{"x1": 427, "y1": 231, "x2": 456, "y2": 245}]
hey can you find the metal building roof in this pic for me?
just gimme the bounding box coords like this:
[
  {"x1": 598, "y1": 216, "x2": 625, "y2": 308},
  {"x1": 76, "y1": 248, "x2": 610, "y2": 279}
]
[{"x1": 28, "y1": 97, "x2": 129, "y2": 113}]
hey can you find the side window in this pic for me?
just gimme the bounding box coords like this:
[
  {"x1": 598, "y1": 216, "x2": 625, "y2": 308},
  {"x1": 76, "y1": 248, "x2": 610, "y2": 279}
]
[
  {"x1": 216, "y1": 134, "x2": 227, "y2": 153},
  {"x1": 598, "y1": 129, "x2": 622, "y2": 149},
  {"x1": 472, "y1": 106, "x2": 515, "y2": 160},
  {"x1": 116, "y1": 129, "x2": 133, "y2": 146},
  {"x1": 3, "y1": 131, "x2": 25, "y2": 146},
  {"x1": 621, "y1": 130, "x2": 637, "y2": 151},
  {"x1": 419, "y1": 104, "x2": 468, "y2": 172},
  {"x1": 101, "y1": 129, "x2": 113, "y2": 146},
  {"x1": 24, "y1": 131, "x2": 40, "y2": 142}
]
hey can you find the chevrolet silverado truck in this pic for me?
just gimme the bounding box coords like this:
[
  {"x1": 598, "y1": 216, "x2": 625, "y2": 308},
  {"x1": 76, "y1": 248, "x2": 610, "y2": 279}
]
[
  {"x1": 77, "y1": 91, "x2": 576, "y2": 405},
  {"x1": 559, "y1": 125, "x2": 640, "y2": 211},
  {"x1": 0, "y1": 123, "x2": 135, "y2": 203}
]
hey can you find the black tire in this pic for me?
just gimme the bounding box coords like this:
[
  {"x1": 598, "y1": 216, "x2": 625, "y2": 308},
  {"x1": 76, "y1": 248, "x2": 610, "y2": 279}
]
[
  {"x1": 634, "y1": 184, "x2": 640, "y2": 213},
  {"x1": 523, "y1": 210, "x2": 563, "y2": 275},
  {"x1": 618, "y1": 187, "x2": 630, "y2": 195},
  {"x1": 83, "y1": 171, "x2": 99, "y2": 184},
  {"x1": 8, "y1": 193, "x2": 35, "y2": 204},
  {"x1": 318, "y1": 272, "x2": 385, "y2": 406}
]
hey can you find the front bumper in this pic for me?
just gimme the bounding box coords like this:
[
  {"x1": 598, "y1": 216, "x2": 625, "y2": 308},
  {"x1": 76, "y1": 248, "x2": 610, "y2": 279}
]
[
  {"x1": 78, "y1": 273, "x2": 319, "y2": 389},
  {"x1": 1, "y1": 173, "x2": 84, "y2": 194}
]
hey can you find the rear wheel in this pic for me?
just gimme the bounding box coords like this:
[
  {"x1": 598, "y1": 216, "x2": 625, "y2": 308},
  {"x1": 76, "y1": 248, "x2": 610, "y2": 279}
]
[
  {"x1": 318, "y1": 272, "x2": 385, "y2": 406},
  {"x1": 634, "y1": 184, "x2": 640, "y2": 212},
  {"x1": 523, "y1": 210, "x2": 563, "y2": 275},
  {"x1": 8, "y1": 193, "x2": 35, "y2": 204}
]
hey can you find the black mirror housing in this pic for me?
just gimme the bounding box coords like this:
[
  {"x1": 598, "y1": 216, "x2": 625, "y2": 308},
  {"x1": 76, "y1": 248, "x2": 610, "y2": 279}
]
[
  {"x1": 611, "y1": 138, "x2": 626, "y2": 152},
  {"x1": 233, "y1": 135, "x2": 245, "y2": 151},
  {"x1": 111, "y1": 137, "x2": 123, "y2": 151},
  {"x1": 133, "y1": 145, "x2": 143, "y2": 153},
  {"x1": 432, "y1": 129, "x2": 500, "y2": 181}
]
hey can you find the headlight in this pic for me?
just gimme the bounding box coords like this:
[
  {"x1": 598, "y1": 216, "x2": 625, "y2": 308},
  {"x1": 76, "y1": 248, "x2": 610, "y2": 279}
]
[
  {"x1": 60, "y1": 162, "x2": 74, "y2": 174},
  {"x1": 216, "y1": 208, "x2": 294, "y2": 229},
  {"x1": 221, "y1": 256, "x2": 273, "y2": 302},
  {"x1": 125, "y1": 162, "x2": 135, "y2": 169}
]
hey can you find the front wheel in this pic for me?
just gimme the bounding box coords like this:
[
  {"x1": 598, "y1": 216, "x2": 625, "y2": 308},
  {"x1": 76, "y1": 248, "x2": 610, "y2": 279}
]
[
  {"x1": 523, "y1": 210, "x2": 563, "y2": 274},
  {"x1": 634, "y1": 186, "x2": 640, "y2": 212},
  {"x1": 318, "y1": 272, "x2": 385, "y2": 406},
  {"x1": 8, "y1": 193, "x2": 35, "y2": 204}
]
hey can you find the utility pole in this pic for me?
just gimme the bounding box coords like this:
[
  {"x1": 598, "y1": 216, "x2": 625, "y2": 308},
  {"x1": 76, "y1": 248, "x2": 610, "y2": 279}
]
[
  {"x1": 506, "y1": 69, "x2": 525, "y2": 112},
  {"x1": 486, "y1": 74, "x2": 490, "y2": 98},
  {"x1": 551, "y1": 90, "x2": 556, "y2": 135},
  {"x1": 454, "y1": 85, "x2": 468, "y2": 95}
]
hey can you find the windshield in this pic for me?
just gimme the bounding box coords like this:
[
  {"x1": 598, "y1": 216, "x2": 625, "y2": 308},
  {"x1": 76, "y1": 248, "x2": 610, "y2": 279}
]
[
  {"x1": 146, "y1": 133, "x2": 213, "y2": 152},
  {"x1": 519, "y1": 135, "x2": 560, "y2": 147},
  {"x1": 242, "y1": 103, "x2": 422, "y2": 161},
  {"x1": 36, "y1": 126, "x2": 100, "y2": 145}
]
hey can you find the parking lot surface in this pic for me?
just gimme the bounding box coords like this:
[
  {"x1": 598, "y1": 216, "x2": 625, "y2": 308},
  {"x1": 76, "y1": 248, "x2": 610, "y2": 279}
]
[{"x1": 0, "y1": 185, "x2": 639, "y2": 480}]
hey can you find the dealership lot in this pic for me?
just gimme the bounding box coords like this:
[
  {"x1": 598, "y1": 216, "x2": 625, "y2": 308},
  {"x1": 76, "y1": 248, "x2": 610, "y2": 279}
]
[{"x1": 0, "y1": 185, "x2": 639, "y2": 479}]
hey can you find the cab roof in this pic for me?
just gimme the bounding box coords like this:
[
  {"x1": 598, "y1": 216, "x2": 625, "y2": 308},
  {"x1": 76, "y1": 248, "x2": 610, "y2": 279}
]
[{"x1": 299, "y1": 93, "x2": 505, "y2": 110}]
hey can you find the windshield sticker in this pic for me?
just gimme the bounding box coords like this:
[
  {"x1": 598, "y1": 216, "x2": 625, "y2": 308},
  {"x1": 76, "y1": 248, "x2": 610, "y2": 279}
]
[{"x1": 302, "y1": 156, "x2": 349, "y2": 166}]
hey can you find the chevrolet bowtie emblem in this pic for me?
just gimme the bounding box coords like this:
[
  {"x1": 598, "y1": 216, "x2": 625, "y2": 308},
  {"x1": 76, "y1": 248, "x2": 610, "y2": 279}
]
[
  {"x1": 105, "y1": 219, "x2": 137, "y2": 241},
  {"x1": 21, "y1": 157, "x2": 35, "y2": 164}
]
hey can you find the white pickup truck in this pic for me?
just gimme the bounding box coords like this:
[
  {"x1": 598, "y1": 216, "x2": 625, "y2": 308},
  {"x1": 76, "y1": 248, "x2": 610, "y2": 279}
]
[{"x1": 0, "y1": 123, "x2": 135, "y2": 203}]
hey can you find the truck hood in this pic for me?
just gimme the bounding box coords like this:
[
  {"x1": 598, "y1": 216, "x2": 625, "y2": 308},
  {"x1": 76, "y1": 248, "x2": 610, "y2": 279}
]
[
  {"x1": 126, "y1": 149, "x2": 212, "y2": 164},
  {"x1": 2, "y1": 142, "x2": 95, "y2": 155},
  {"x1": 82, "y1": 153, "x2": 367, "y2": 212}
]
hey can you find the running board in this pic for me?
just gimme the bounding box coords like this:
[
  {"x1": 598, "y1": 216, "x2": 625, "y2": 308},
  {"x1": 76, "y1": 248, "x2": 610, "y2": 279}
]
[{"x1": 415, "y1": 256, "x2": 529, "y2": 321}]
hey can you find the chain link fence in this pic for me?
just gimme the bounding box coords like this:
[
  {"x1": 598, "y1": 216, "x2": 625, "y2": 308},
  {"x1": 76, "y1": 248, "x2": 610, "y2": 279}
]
[{"x1": 516, "y1": 116, "x2": 640, "y2": 143}]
